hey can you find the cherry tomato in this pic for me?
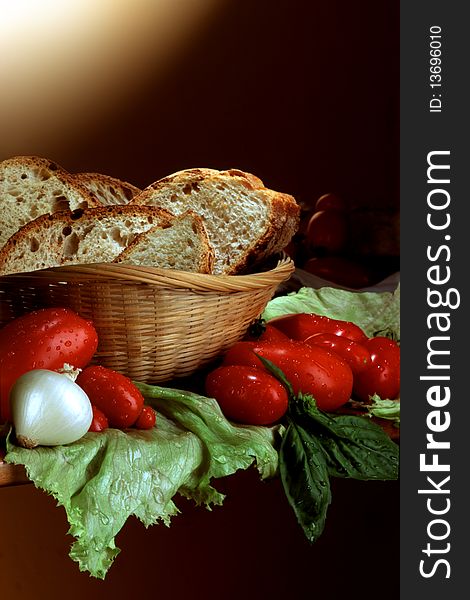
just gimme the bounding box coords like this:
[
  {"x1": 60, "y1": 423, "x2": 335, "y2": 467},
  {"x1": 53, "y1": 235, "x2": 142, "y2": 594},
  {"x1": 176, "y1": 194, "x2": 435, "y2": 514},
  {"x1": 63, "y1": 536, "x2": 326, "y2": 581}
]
[
  {"x1": 306, "y1": 210, "x2": 348, "y2": 255},
  {"x1": 304, "y1": 333, "x2": 371, "y2": 376},
  {"x1": 0, "y1": 307, "x2": 98, "y2": 422},
  {"x1": 205, "y1": 365, "x2": 289, "y2": 426},
  {"x1": 76, "y1": 365, "x2": 144, "y2": 428},
  {"x1": 134, "y1": 406, "x2": 157, "y2": 430},
  {"x1": 303, "y1": 256, "x2": 371, "y2": 289},
  {"x1": 223, "y1": 340, "x2": 353, "y2": 412},
  {"x1": 314, "y1": 193, "x2": 347, "y2": 212},
  {"x1": 269, "y1": 313, "x2": 368, "y2": 344},
  {"x1": 353, "y1": 336, "x2": 400, "y2": 401},
  {"x1": 89, "y1": 405, "x2": 109, "y2": 432}
]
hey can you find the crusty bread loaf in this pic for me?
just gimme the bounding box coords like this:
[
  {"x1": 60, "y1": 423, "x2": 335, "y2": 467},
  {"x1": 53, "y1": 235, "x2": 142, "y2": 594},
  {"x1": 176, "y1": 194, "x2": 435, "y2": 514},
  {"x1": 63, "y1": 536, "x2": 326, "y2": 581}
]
[
  {"x1": 130, "y1": 168, "x2": 300, "y2": 274},
  {"x1": 114, "y1": 210, "x2": 214, "y2": 273},
  {"x1": 0, "y1": 205, "x2": 175, "y2": 275},
  {"x1": 75, "y1": 172, "x2": 141, "y2": 205},
  {"x1": 0, "y1": 155, "x2": 99, "y2": 251}
]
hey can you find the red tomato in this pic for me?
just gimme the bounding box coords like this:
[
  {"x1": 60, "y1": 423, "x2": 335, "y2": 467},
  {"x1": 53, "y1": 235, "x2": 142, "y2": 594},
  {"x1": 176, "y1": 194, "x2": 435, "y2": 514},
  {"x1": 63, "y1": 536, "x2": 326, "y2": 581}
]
[
  {"x1": 89, "y1": 405, "x2": 109, "y2": 432},
  {"x1": 223, "y1": 340, "x2": 353, "y2": 411},
  {"x1": 76, "y1": 365, "x2": 144, "y2": 428},
  {"x1": 134, "y1": 406, "x2": 157, "y2": 430},
  {"x1": 244, "y1": 321, "x2": 291, "y2": 343},
  {"x1": 304, "y1": 333, "x2": 371, "y2": 376},
  {"x1": 0, "y1": 307, "x2": 98, "y2": 422},
  {"x1": 269, "y1": 313, "x2": 368, "y2": 344},
  {"x1": 205, "y1": 365, "x2": 289, "y2": 426},
  {"x1": 303, "y1": 256, "x2": 371, "y2": 289},
  {"x1": 314, "y1": 193, "x2": 347, "y2": 212},
  {"x1": 306, "y1": 210, "x2": 349, "y2": 254},
  {"x1": 353, "y1": 337, "x2": 400, "y2": 401},
  {"x1": 222, "y1": 341, "x2": 260, "y2": 366}
]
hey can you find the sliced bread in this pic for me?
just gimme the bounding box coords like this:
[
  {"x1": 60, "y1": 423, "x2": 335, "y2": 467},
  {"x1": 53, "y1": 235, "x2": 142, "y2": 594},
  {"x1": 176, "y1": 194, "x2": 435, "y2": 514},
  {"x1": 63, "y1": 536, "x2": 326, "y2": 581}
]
[
  {"x1": 0, "y1": 205, "x2": 174, "y2": 275},
  {"x1": 114, "y1": 210, "x2": 214, "y2": 273},
  {"x1": 0, "y1": 155, "x2": 99, "y2": 251},
  {"x1": 130, "y1": 168, "x2": 300, "y2": 274},
  {"x1": 75, "y1": 172, "x2": 141, "y2": 205}
]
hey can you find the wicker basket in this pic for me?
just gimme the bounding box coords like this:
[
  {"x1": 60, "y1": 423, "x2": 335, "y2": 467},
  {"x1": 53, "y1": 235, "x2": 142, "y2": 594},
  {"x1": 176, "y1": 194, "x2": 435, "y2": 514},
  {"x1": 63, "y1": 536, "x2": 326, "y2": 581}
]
[{"x1": 0, "y1": 256, "x2": 294, "y2": 383}]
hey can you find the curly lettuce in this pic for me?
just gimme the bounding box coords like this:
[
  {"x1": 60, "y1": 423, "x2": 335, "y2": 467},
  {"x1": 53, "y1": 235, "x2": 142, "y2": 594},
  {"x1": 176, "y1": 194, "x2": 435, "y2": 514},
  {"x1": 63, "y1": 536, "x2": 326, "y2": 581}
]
[{"x1": 5, "y1": 389, "x2": 279, "y2": 579}]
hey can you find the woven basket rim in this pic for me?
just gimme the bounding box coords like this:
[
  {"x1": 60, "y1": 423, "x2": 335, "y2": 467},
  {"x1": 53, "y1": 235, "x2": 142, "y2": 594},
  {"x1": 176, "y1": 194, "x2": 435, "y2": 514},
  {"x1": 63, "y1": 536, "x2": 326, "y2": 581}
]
[{"x1": 0, "y1": 254, "x2": 295, "y2": 292}]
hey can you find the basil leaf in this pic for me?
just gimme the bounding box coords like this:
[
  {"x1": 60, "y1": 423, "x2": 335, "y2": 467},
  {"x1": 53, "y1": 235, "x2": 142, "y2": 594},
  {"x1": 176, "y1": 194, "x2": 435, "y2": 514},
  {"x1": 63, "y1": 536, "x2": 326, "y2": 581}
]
[
  {"x1": 279, "y1": 419, "x2": 331, "y2": 543},
  {"x1": 254, "y1": 353, "x2": 295, "y2": 397},
  {"x1": 291, "y1": 395, "x2": 399, "y2": 481}
]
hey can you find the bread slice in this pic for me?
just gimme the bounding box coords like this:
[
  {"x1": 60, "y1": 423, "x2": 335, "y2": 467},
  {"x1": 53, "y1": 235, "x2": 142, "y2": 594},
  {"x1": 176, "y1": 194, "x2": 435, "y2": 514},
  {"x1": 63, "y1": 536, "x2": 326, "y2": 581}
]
[
  {"x1": 0, "y1": 205, "x2": 174, "y2": 275},
  {"x1": 75, "y1": 172, "x2": 141, "y2": 205},
  {"x1": 0, "y1": 155, "x2": 99, "y2": 251},
  {"x1": 130, "y1": 168, "x2": 300, "y2": 274},
  {"x1": 114, "y1": 210, "x2": 214, "y2": 273}
]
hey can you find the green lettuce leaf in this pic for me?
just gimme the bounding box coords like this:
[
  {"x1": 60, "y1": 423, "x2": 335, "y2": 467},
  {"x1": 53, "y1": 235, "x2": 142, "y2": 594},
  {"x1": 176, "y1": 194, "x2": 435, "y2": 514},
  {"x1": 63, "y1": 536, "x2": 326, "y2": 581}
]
[
  {"x1": 5, "y1": 388, "x2": 279, "y2": 579},
  {"x1": 134, "y1": 383, "x2": 281, "y2": 502},
  {"x1": 262, "y1": 285, "x2": 400, "y2": 340},
  {"x1": 365, "y1": 395, "x2": 401, "y2": 425}
]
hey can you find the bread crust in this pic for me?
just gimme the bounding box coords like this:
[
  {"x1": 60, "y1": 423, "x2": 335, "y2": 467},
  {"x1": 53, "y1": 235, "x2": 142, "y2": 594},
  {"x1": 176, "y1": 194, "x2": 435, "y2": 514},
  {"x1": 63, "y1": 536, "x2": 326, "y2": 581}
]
[
  {"x1": 0, "y1": 155, "x2": 101, "y2": 251},
  {"x1": 0, "y1": 155, "x2": 99, "y2": 206},
  {"x1": 149, "y1": 168, "x2": 265, "y2": 192},
  {"x1": 131, "y1": 167, "x2": 300, "y2": 274},
  {"x1": 230, "y1": 189, "x2": 300, "y2": 274},
  {"x1": 0, "y1": 161, "x2": 298, "y2": 276},
  {"x1": 0, "y1": 205, "x2": 174, "y2": 275},
  {"x1": 75, "y1": 172, "x2": 141, "y2": 205},
  {"x1": 114, "y1": 210, "x2": 214, "y2": 274}
]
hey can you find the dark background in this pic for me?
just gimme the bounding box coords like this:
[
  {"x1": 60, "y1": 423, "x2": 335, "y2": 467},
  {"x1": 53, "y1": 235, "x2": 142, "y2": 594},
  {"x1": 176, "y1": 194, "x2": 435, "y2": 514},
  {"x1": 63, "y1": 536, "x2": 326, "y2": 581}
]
[
  {"x1": 64, "y1": 0, "x2": 400, "y2": 214},
  {"x1": 1, "y1": 470, "x2": 399, "y2": 599},
  {"x1": 1, "y1": 1, "x2": 399, "y2": 597},
  {"x1": 1, "y1": 0, "x2": 400, "y2": 239}
]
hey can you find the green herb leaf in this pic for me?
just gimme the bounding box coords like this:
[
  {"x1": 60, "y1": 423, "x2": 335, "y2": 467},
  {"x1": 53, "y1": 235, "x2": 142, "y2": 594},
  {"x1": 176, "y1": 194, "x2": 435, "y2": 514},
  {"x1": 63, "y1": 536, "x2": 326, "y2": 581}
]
[
  {"x1": 291, "y1": 395, "x2": 399, "y2": 480},
  {"x1": 279, "y1": 419, "x2": 331, "y2": 543},
  {"x1": 254, "y1": 353, "x2": 295, "y2": 397}
]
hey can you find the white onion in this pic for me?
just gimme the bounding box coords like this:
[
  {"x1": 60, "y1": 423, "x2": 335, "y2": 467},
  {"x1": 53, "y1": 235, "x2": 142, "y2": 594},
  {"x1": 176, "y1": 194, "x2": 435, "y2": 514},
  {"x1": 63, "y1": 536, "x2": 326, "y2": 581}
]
[{"x1": 10, "y1": 369, "x2": 93, "y2": 448}]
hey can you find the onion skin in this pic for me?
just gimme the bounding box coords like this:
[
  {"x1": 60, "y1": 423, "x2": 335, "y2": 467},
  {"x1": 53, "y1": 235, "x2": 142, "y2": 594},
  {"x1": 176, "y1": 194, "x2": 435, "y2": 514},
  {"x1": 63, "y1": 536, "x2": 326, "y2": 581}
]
[{"x1": 10, "y1": 370, "x2": 93, "y2": 448}]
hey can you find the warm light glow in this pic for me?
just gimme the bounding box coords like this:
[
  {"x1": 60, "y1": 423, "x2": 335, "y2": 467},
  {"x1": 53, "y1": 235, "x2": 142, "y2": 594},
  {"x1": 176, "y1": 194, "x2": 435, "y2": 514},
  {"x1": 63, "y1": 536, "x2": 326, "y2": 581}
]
[
  {"x1": 0, "y1": 0, "x2": 222, "y2": 156},
  {"x1": 0, "y1": 0, "x2": 81, "y2": 28}
]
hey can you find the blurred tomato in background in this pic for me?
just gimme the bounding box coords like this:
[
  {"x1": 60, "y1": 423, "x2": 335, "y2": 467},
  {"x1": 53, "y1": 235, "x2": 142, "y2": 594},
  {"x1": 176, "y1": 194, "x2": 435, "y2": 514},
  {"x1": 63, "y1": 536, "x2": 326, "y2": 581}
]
[{"x1": 287, "y1": 188, "x2": 399, "y2": 289}]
